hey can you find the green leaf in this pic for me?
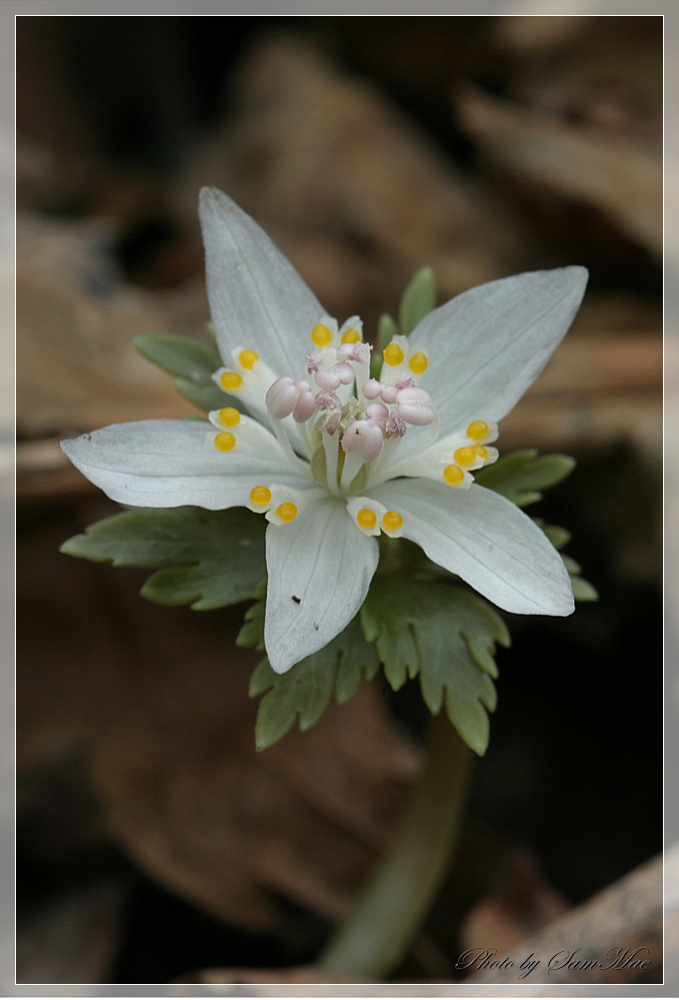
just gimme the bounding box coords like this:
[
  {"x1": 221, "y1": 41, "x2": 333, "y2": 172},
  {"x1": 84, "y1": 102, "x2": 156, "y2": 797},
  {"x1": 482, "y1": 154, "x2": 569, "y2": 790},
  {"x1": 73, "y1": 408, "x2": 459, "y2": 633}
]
[
  {"x1": 561, "y1": 554, "x2": 581, "y2": 574},
  {"x1": 237, "y1": 597, "x2": 266, "y2": 650},
  {"x1": 134, "y1": 332, "x2": 221, "y2": 378},
  {"x1": 174, "y1": 376, "x2": 231, "y2": 413},
  {"x1": 399, "y1": 266, "x2": 437, "y2": 336},
  {"x1": 250, "y1": 616, "x2": 380, "y2": 750},
  {"x1": 476, "y1": 450, "x2": 575, "y2": 507},
  {"x1": 362, "y1": 576, "x2": 510, "y2": 756},
  {"x1": 539, "y1": 521, "x2": 599, "y2": 603},
  {"x1": 133, "y1": 332, "x2": 234, "y2": 413},
  {"x1": 541, "y1": 524, "x2": 572, "y2": 550},
  {"x1": 372, "y1": 313, "x2": 399, "y2": 377},
  {"x1": 571, "y1": 576, "x2": 599, "y2": 602},
  {"x1": 377, "y1": 313, "x2": 399, "y2": 353},
  {"x1": 61, "y1": 507, "x2": 266, "y2": 610}
]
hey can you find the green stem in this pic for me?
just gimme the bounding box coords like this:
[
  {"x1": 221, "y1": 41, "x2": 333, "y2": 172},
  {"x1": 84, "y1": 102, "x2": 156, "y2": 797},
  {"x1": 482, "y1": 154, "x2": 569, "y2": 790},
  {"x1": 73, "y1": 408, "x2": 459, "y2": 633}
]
[{"x1": 318, "y1": 710, "x2": 472, "y2": 980}]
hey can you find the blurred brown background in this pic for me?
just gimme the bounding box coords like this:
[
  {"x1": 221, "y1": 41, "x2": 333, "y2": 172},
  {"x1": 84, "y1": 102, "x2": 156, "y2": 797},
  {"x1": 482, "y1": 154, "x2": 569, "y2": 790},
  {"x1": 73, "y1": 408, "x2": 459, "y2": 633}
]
[{"x1": 16, "y1": 14, "x2": 662, "y2": 986}]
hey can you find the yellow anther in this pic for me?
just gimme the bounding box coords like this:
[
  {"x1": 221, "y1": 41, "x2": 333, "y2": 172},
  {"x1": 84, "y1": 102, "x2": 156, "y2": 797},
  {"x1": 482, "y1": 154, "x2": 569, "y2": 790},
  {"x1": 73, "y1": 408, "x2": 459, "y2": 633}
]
[
  {"x1": 443, "y1": 464, "x2": 465, "y2": 486},
  {"x1": 249, "y1": 486, "x2": 272, "y2": 507},
  {"x1": 220, "y1": 371, "x2": 243, "y2": 392},
  {"x1": 341, "y1": 328, "x2": 361, "y2": 344},
  {"x1": 408, "y1": 351, "x2": 428, "y2": 375},
  {"x1": 454, "y1": 447, "x2": 476, "y2": 467},
  {"x1": 473, "y1": 445, "x2": 488, "y2": 460},
  {"x1": 218, "y1": 407, "x2": 241, "y2": 427},
  {"x1": 276, "y1": 502, "x2": 298, "y2": 523},
  {"x1": 467, "y1": 420, "x2": 490, "y2": 441},
  {"x1": 357, "y1": 508, "x2": 377, "y2": 530},
  {"x1": 382, "y1": 510, "x2": 403, "y2": 532},
  {"x1": 383, "y1": 343, "x2": 405, "y2": 367},
  {"x1": 311, "y1": 323, "x2": 333, "y2": 348},
  {"x1": 214, "y1": 431, "x2": 236, "y2": 452},
  {"x1": 239, "y1": 349, "x2": 259, "y2": 370}
]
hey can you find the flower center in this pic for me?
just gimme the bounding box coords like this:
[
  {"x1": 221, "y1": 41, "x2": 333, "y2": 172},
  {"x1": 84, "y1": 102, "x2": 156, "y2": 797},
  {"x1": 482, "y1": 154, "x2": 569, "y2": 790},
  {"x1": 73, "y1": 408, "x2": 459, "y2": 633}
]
[
  {"x1": 209, "y1": 322, "x2": 498, "y2": 532},
  {"x1": 264, "y1": 335, "x2": 439, "y2": 498}
]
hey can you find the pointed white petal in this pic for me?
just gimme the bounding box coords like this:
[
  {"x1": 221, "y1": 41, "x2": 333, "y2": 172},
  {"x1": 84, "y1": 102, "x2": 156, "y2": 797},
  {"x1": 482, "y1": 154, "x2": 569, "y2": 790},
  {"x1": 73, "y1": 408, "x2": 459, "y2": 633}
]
[
  {"x1": 368, "y1": 479, "x2": 574, "y2": 616},
  {"x1": 61, "y1": 419, "x2": 309, "y2": 509},
  {"x1": 413, "y1": 267, "x2": 588, "y2": 432},
  {"x1": 199, "y1": 187, "x2": 326, "y2": 377},
  {"x1": 264, "y1": 498, "x2": 379, "y2": 673}
]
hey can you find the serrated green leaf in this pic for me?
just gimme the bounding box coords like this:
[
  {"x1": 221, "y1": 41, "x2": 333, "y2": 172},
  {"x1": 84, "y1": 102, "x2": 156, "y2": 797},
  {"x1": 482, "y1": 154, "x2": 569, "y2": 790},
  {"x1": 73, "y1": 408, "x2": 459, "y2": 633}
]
[
  {"x1": 399, "y1": 266, "x2": 437, "y2": 336},
  {"x1": 362, "y1": 577, "x2": 510, "y2": 756},
  {"x1": 61, "y1": 507, "x2": 266, "y2": 610},
  {"x1": 571, "y1": 576, "x2": 599, "y2": 601},
  {"x1": 561, "y1": 554, "x2": 581, "y2": 574},
  {"x1": 249, "y1": 657, "x2": 274, "y2": 697},
  {"x1": 133, "y1": 332, "x2": 235, "y2": 413},
  {"x1": 250, "y1": 616, "x2": 380, "y2": 750},
  {"x1": 538, "y1": 522, "x2": 598, "y2": 603},
  {"x1": 541, "y1": 524, "x2": 572, "y2": 551},
  {"x1": 238, "y1": 599, "x2": 266, "y2": 651},
  {"x1": 476, "y1": 450, "x2": 575, "y2": 507}
]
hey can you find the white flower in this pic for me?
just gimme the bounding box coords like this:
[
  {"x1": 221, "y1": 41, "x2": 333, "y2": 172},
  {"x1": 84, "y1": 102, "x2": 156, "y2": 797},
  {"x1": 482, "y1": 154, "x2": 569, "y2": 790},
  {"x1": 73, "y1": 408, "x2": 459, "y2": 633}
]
[{"x1": 62, "y1": 188, "x2": 588, "y2": 674}]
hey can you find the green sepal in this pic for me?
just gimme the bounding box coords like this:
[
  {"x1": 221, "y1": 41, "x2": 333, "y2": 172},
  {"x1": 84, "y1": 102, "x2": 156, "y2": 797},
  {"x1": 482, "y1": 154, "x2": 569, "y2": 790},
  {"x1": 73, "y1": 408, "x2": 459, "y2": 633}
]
[
  {"x1": 362, "y1": 576, "x2": 510, "y2": 756},
  {"x1": 249, "y1": 615, "x2": 380, "y2": 751},
  {"x1": 476, "y1": 450, "x2": 576, "y2": 507},
  {"x1": 61, "y1": 507, "x2": 266, "y2": 610},
  {"x1": 399, "y1": 266, "x2": 437, "y2": 336},
  {"x1": 133, "y1": 332, "x2": 234, "y2": 413}
]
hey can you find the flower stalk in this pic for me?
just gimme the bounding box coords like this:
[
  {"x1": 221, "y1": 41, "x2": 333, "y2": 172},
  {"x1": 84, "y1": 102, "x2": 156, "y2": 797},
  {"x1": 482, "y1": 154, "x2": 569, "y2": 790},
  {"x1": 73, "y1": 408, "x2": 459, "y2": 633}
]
[{"x1": 318, "y1": 710, "x2": 472, "y2": 981}]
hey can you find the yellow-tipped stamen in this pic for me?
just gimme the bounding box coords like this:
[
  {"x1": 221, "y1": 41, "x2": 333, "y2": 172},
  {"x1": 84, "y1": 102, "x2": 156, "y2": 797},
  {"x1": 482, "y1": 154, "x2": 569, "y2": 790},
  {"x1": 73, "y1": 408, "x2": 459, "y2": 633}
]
[
  {"x1": 218, "y1": 407, "x2": 241, "y2": 427},
  {"x1": 408, "y1": 352, "x2": 428, "y2": 375},
  {"x1": 467, "y1": 420, "x2": 489, "y2": 441},
  {"x1": 473, "y1": 445, "x2": 488, "y2": 460},
  {"x1": 312, "y1": 323, "x2": 333, "y2": 348},
  {"x1": 341, "y1": 328, "x2": 361, "y2": 344},
  {"x1": 383, "y1": 343, "x2": 405, "y2": 367},
  {"x1": 382, "y1": 510, "x2": 403, "y2": 532},
  {"x1": 453, "y1": 446, "x2": 476, "y2": 468},
  {"x1": 214, "y1": 431, "x2": 236, "y2": 452},
  {"x1": 276, "y1": 502, "x2": 298, "y2": 523},
  {"x1": 239, "y1": 349, "x2": 259, "y2": 370},
  {"x1": 443, "y1": 464, "x2": 465, "y2": 486},
  {"x1": 357, "y1": 508, "x2": 377, "y2": 530},
  {"x1": 249, "y1": 486, "x2": 272, "y2": 507},
  {"x1": 220, "y1": 371, "x2": 243, "y2": 392}
]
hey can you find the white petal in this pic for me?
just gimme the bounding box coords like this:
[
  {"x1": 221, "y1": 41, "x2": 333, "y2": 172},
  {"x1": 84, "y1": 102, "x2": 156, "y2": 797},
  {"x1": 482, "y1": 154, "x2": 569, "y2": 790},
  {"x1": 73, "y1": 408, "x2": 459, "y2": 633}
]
[
  {"x1": 264, "y1": 498, "x2": 379, "y2": 673},
  {"x1": 199, "y1": 187, "x2": 326, "y2": 377},
  {"x1": 61, "y1": 419, "x2": 309, "y2": 510},
  {"x1": 368, "y1": 478, "x2": 574, "y2": 616},
  {"x1": 412, "y1": 267, "x2": 588, "y2": 432}
]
